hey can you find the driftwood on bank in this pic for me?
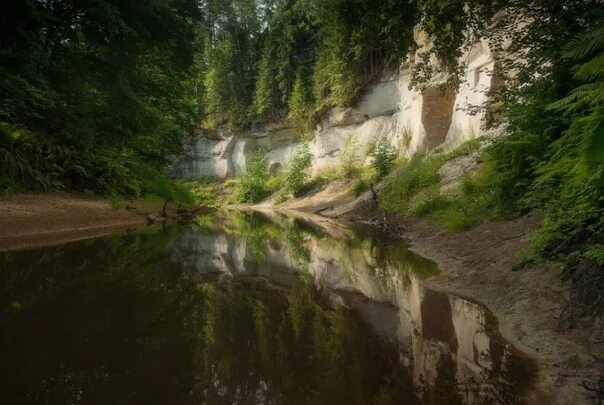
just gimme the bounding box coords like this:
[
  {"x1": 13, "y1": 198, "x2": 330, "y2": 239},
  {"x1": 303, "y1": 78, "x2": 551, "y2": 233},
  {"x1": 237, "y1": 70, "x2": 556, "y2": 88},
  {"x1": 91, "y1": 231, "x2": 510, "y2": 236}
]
[{"x1": 146, "y1": 200, "x2": 216, "y2": 225}]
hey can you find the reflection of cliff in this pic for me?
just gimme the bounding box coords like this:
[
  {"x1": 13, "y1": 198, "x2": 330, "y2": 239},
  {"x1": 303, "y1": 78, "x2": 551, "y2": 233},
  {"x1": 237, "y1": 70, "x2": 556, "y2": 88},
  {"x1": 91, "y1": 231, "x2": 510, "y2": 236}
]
[{"x1": 170, "y1": 212, "x2": 535, "y2": 403}]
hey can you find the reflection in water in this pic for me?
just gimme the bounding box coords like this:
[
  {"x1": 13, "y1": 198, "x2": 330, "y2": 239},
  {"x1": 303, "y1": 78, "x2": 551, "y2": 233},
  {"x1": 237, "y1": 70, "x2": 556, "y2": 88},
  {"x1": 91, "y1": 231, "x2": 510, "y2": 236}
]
[{"x1": 0, "y1": 211, "x2": 536, "y2": 404}]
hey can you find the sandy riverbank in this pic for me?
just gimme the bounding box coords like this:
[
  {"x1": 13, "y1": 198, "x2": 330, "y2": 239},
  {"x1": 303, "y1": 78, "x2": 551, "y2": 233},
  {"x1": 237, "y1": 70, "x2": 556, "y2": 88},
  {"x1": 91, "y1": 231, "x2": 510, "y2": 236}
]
[{"x1": 0, "y1": 193, "x2": 147, "y2": 252}]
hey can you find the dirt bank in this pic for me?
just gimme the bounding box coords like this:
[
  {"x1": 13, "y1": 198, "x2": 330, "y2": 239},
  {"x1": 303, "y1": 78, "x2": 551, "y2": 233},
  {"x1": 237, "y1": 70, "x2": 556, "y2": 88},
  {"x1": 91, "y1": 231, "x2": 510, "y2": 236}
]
[
  {"x1": 0, "y1": 194, "x2": 147, "y2": 252},
  {"x1": 262, "y1": 186, "x2": 604, "y2": 405},
  {"x1": 397, "y1": 215, "x2": 602, "y2": 405}
]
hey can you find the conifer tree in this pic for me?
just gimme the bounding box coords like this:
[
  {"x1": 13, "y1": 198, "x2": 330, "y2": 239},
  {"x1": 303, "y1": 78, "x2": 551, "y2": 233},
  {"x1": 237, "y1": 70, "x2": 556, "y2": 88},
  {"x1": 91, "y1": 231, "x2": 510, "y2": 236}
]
[
  {"x1": 253, "y1": 46, "x2": 283, "y2": 121},
  {"x1": 288, "y1": 73, "x2": 310, "y2": 125}
]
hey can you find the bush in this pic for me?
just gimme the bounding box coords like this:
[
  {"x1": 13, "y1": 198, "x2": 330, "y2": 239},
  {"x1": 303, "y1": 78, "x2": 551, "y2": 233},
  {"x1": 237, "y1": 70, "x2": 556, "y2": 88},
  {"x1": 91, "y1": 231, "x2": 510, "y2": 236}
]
[
  {"x1": 282, "y1": 143, "x2": 312, "y2": 197},
  {"x1": 188, "y1": 176, "x2": 222, "y2": 207},
  {"x1": 352, "y1": 179, "x2": 368, "y2": 196},
  {"x1": 370, "y1": 135, "x2": 398, "y2": 179},
  {"x1": 234, "y1": 152, "x2": 270, "y2": 203}
]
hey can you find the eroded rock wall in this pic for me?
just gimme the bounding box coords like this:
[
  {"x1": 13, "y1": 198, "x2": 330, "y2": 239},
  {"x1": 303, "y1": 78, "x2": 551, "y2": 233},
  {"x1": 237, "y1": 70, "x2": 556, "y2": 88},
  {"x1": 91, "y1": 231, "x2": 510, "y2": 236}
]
[{"x1": 169, "y1": 37, "x2": 496, "y2": 179}]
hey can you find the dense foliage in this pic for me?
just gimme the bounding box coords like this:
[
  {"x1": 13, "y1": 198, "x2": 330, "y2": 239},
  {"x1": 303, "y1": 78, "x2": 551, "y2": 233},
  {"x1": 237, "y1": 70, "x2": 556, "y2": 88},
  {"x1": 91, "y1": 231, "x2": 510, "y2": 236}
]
[
  {"x1": 197, "y1": 0, "x2": 417, "y2": 128},
  {"x1": 0, "y1": 0, "x2": 418, "y2": 195},
  {"x1": 0, "y1": 0, "x2": 201, "y2": 198}
]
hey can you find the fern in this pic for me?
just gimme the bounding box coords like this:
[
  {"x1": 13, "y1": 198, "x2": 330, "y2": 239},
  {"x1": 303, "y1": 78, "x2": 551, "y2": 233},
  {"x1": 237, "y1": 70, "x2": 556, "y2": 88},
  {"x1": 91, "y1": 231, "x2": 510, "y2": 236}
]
[
  {"x1": 574, "y1": 53, "x2": 604, "y2": 81},
  {"x1": 548, "y1": 18, "x2": 604, "y2": 168},
  {"x1": 563, "y1": 21, "x2": 604, "y2": 60}
]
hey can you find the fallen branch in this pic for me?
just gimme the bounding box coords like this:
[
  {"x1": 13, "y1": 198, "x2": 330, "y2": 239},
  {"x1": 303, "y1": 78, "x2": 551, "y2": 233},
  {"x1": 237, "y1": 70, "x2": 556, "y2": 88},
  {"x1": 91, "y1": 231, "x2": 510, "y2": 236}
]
[{"x1": 314, "y1": 206, "x2": 334, "y2": 216}]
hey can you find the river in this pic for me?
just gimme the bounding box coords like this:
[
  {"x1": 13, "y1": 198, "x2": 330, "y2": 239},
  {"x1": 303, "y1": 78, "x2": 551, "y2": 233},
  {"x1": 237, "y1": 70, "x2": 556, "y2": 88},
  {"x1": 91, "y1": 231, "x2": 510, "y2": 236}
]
[{"x1": 0, "y1": 209, "x2": 536, "y2": 404}]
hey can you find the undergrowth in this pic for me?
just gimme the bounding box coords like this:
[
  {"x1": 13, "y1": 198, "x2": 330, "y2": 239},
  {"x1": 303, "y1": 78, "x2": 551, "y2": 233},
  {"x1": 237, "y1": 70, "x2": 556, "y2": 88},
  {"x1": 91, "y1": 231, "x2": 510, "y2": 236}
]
[
  {"x1": 379, "y1": 138, "x2": 483, "y2": 229},
  {"x1": 0, "y1": 124, "x2": 192, "y2": 203},
  {"x1": 231, "y1": 144, "x2": 312, "y2": 204},
  {"x1": 232, "y1": 152, "x2": 272, "y2": 203}
]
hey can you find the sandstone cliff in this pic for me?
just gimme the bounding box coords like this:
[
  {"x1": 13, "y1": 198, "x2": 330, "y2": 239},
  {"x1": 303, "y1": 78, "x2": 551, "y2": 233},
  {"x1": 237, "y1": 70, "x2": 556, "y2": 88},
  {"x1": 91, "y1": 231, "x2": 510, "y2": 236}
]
[{"x1": 169, "y1": 35, "x2": 498, "y2": 179}]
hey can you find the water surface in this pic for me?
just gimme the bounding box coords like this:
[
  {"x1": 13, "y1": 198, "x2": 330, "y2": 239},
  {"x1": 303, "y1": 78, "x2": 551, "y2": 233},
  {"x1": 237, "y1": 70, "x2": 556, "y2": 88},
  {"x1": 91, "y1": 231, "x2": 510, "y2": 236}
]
[{"x1": 0, "y1": 210, "x2": 536, "y2": 404}]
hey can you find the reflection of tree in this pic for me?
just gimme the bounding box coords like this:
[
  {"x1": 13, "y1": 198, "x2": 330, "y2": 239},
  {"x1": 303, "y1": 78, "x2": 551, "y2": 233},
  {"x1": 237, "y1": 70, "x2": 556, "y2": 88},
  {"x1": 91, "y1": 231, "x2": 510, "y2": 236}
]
[
  {"x1": 0, "y1": 213, "x2": 537, "y2": 404},
  {"x1": 0, "y1": 226, "x2": 204, "y2": 404},
  {"x1": 186, "y1": 277, "x2": 417, "y2": 404},
  {"x1": 371, "y1": 241, "x2": 439, "y2": 278},
  {"x1": 223, "y1": 210, "x2": 312, "y2": 269},
  {"x1": 283, "y1": 220, "x2": 311, "y2": 269},
  {"x1": 227, "y1": 210, "x2": 280, "y2": 262}
]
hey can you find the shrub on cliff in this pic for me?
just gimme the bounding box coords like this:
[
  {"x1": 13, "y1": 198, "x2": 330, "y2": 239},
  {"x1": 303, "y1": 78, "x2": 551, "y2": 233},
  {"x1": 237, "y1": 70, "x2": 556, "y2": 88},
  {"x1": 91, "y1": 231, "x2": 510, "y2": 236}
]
[
  {"x1": 282, "y1": 143, "x2": 312, "y2": 197},
  {"x1": 234, "y1": 152, "x2": 271, "y2": 203},
  {"x1": 370, "y1": 136, "x2": 398, "y2": 179}
]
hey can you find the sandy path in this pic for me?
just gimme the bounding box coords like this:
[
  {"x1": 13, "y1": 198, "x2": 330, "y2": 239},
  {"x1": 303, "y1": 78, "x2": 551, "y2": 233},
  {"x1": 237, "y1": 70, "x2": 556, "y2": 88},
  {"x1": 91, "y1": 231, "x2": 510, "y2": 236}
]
[{"x1": 0, "y1": 193, "x2": 147, "y2": 252}]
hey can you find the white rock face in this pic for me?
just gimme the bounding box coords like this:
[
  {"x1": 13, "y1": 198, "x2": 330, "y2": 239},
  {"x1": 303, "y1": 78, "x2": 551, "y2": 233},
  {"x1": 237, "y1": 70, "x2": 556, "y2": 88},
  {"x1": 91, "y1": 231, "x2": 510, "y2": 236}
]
[
  {"x1": 231, "y1": 138, "x2": 256, "y2": 175},
  {"x1": 169, "y1": 36, "x2": 497, "y2": 179},
  {"x1": 357, "y1": 75, "x2": 400, "y2": 118},
  {"x1": 169, "y1": 135, "x2": 235, "y2": 179},
  {"x1": 446, "y1": 38, "x2": 495, "y2": 145}
]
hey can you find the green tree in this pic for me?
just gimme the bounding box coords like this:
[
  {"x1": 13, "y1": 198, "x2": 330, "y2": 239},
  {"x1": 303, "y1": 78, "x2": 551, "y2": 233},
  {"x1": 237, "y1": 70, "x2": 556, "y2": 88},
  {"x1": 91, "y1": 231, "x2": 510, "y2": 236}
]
[
  {"x1": 0, "y1": 0, "x2": 201, "y2": 196},
  {"x1": 253, "y1": 46, "x2": 282, "y2": 121},
  {"x1": 288, "y1": 73, "x2": 311, "y2": 125}
]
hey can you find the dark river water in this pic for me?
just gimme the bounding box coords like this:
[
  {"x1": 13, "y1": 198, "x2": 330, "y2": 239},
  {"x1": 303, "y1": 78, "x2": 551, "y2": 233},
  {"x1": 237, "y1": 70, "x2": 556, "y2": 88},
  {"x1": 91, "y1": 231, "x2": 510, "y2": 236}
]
[{"x1": 0, "y1": 210, "x2": 536, "y2": 404}]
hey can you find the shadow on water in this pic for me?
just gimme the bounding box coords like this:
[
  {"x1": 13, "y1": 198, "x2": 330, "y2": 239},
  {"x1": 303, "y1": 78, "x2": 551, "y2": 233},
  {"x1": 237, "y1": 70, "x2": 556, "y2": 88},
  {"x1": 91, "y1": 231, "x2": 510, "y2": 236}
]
[{"x1": 0, "y1": 210, "x2": 537, "y2": 404}]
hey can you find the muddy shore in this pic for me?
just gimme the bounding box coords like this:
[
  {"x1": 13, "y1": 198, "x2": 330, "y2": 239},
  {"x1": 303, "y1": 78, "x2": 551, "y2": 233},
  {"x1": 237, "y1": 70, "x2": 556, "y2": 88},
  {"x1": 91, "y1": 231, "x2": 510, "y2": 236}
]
[{"x1": 386, "y1": 214, "x2": 602, "y2": 405}]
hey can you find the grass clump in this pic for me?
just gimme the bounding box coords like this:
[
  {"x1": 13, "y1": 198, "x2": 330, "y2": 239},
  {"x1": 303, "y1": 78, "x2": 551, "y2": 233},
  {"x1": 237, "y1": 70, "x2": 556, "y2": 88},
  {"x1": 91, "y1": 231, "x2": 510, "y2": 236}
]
[
  {"x1": 414, "y1": 170, "x2": 498, "y2": 230},
  {"x1": 379, "y1": 138, "x2": 494, "y2": 230},
  {"x1": 379, "y1": 153, "x2": 446, "y2": 215}
]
